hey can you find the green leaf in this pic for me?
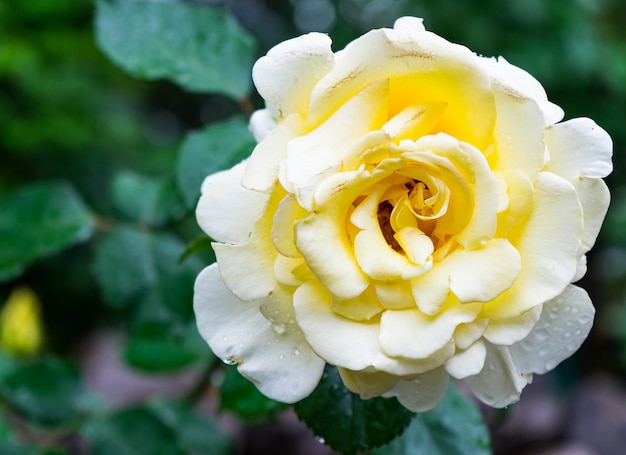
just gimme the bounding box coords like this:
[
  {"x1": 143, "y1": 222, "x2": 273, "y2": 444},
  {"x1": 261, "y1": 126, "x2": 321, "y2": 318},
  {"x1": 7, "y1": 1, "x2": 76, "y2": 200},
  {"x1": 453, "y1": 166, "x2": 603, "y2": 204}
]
[
  {"x1": 0, "y1": 357, "x2": 84, "y2": 425},
  {"x1": 294, "y1": 366, "x2": 413, "y2": 455},
  {"x1": 92, "y1": 227, "x2": 202, "y2": 326},
  {"x1": 178, "y1": 235, "x2": 214, "y2": 265},
  {"x1": 111, "y1": 172, "x2": 185, "y2": 227},
  {"x1": 372, "y1": 384, "x2": 491, "y2": 455},
  {"x1": 95, "y1": 0, "x2": 255, "y2": 99},
  {"x1": 81, "y1": 407, "x2": 181, "y2": 455},
  {"x1": 149, "y1": 400, "x2": 232, "y2": 455},
  {"x1": 123, "y1": 323, "x2": 212, "y2": 372},
  {"x1": 0, "y1": 181, "x2": 94, "y2": 281},
  {"x1": 176, "y1": 116, "x2": 256, "y2": 208},
  {"x1": 220, "y1": 366, "x2": 285, "y2": 422}
]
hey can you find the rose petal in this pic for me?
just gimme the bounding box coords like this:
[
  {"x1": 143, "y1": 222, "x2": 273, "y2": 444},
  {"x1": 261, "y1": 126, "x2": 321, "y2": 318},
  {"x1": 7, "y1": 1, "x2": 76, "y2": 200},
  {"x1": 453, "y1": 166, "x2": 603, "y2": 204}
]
[
  {"x1": 508, "y1": 284, "x2": 595, "y2": 375},
  {"x1": 284, "y1": 78, "x2": 390, "y2": 210},
  {"x1": 491, "y1": 80, "x2": 547, "y2": 179},
  {"x1": 482, "y1": 304, "x2": 542, "y2": 345},
  {"x1": 338, "y1": 368, "x2": 399, "y2": 399},
  {"x1": 213, "y1": 188, "x2": 285, "y2": 301},
  {"x1": 308, "y1": 28, "x2": 495, "y2": 149},
  {"x1": 382, "y1": 367, "x2": 449, "y2": 412},
  {"x1": 252, "y1": 32, "x2": 334, "y2": 118},
  {"x1": 194, "y1": 265, "x2": 324, "y2": 403},
  {"x1": 410, "y1": 238, "x2": 521, "y2": 314},
  {"x1": 465, "y1": 342, "x2": 531, "y2": 408},
  {"x1": 197, "y1": 162, "x2": 269, "y2": 245},
  {"x1": 243, "y1": 114, "x2": 307, "y2": 193},
  {"x1": 444, "y1": 340, "x2": 486, "y2": 379},
  {"x1": 482, "y1": 172, "x2": 583, "y2": 319},
  {"x1": 379, "y1": 298, "x2": 482, "y2": 360},
  {"x1": 485, "y1": 56, "x2": 564, "y2": 124},
  {"x1": 293, "y1": 281, "x2": 455, "y2": 375}
]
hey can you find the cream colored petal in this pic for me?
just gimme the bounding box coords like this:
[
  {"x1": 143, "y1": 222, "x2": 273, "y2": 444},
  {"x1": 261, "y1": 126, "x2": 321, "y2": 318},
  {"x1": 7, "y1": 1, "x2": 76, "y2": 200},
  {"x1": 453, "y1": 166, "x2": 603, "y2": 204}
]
[
  {"x1": 379, "y1": 299, "x2": 482, "y2": 360},
  {"x1": 395, "y1": 227, "x2": 434, "y2": 265},
  {"x1": 338, "y1": 368, "x2": 399, "y2": 399},
  {"x1": 444, "y1": 340, "x2": 486, "y2": 379},
  {"x1": 465, "y1": 342, "x2": 531, "y2": 408},
  {"x1": 484, "y1": 56, "x2": 564, "y2": 124},
  {"x1": 544, "y1": 118, "x2": 613, "y2": 180},
  {"x1": 274, "y1": 255, "x2": 306, "y2": 287},
  {"x1": 482, "y1": 172, "x2": 583, "y2": 319},
  {"x1": 410, "y1": 238, "x2": 520, "y2": 315},
  {"x1": 252, "y1": 32, "x2": 334, "y2": 118},
  {"x1": 293, "y1": 281, "x2": 454, "y2": 375},
  {"x1": 508, "y1": 285, "x2": 595, "y2": 375},
  {"x1": 248, "y1": 109, "x2": 276, "y2": 142},
  {"x1": 197, "y1": 162, "x2": 269, "y2": 245},
  {"x1": 575, "y1": 178, "x2": 610, "y2": 253},
  {"x1": 194, "y1": 265, "x2": 324, "y2": 403},
  {"x1": 308, "y1": 28, "x2": 495, "y2": 149},
  {"x1": 382, "y1": 368, "x2": 449, "y2": 412},
  {"x1": 242, "y1": 114, "x2": 307, "y2": 193},
  {"x1": 330, "y1": 286, "x2": 385, "y2": 321},
  {"x1": 393, "y1": 16, "x2": 426, "y2": 32},
  {"x1": 285, "y1": 78, "x2": 389, "y2": 211},
  {"x1": 295, "y1": 170, "x2": 376, "y2": 299},
  {"x1": 544, "y1": 119, "x2": 611, "y2": 256},
  {"x1": 454, "y1": 318, "x2": 489, "y2": 350},
  {"x1": 482, "y1": 305, "x2": 542, "y2": 346},
  {"x1": 353, "y1": 230, "x2": 411, "y2": 280},
  {"x1": 271, "y1": 193, "x2": 308, "y2": 258},
  {"x1": 491, "y1": 80, "x2": 546, "y2": 179},
  {"x1": 212, "y1": 187, "x2": 285, "y2": 301},
  {"x1": 495, "y1": 168, "x2": 535, "y2": 239},
  {"x1": 374, "y1": 280, "x2": 415, "y2": 310}
]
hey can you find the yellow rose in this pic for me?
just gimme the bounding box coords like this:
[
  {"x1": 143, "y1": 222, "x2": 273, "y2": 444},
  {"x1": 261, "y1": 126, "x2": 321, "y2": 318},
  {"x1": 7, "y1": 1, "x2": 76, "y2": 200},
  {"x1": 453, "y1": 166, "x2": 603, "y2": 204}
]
[{"x1": 194, "y1": 17, "x2": 612, "y2": 410}]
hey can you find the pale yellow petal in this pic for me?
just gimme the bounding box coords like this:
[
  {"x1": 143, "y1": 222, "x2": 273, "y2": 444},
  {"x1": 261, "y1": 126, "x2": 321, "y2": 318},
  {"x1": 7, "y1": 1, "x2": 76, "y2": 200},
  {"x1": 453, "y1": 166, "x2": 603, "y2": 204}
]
[
  {"x1": 465, "y1": 342, "x2": 531, "y2": 408},
  {"x1": 197, "y1": 162, "x2": 269, "y2": 245},
  {"x1": 382, "y1": 368, "x2": 449, "y2": 412},
  {"x1": 508, "y1": 285, "x2": 594, "y2": 375},
  {"x1": 378, "y1": 299, "x2": 482, "y2": 360},
  {"x1": 444, "y1": 340, "x2": 486, "y2": 379},
  {"x1": 338, "y1": 368, "x2": 399, "y2": 399},
  {"x1": 194, "y1": 265, "x2": 325, "y2": 403},
  {"x1": 252, "y1": 32, "x2": 334, "y2": 118}
]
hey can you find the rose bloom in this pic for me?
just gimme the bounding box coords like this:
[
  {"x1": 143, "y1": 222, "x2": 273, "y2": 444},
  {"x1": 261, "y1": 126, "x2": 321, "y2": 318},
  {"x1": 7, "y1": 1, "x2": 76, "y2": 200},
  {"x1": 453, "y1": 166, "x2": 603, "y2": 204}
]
[{"x1": 194, "y1": 17, "x2": 612, "y2": 410}]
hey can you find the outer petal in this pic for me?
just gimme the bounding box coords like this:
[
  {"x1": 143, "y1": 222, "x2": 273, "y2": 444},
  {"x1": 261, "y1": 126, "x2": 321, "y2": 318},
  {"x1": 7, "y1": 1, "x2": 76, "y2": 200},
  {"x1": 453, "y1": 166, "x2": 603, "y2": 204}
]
[
  {"x1": 252, "y1": 32, "x2": 334, "y2": 118},
  {"x1": 544, "y1": 118, "x2": 612, "y2": 252},
  {"x1": 338, "y1": 368, "x2": 399, "y2": 399},
  {"x1": 482, "y1": 172, "x2": 583, "y2": 319},
  {"x1": 465, "y1": 342, "x2": 531, "y2": 408},
  {"x1": 194, "y1": 264, "x2": 324, "y2": 402},
  {"x1": 382, "y1": 367, "x2": 449, "y2": 412},
  {"x1": 482, "y1": 305, "x2": 542, "y2": 345},
  {"x1": 197, "y1": 162, "x2": 269, "y2": 244},
  {"x1": 508, "y1": 284, "x2": 595, "y2": 375},
  {"x1": 484, "y1": 56, "x2": 564, "y2": 124},
  {"x1": 213, "y1": 187, "x2": 285, "y2": 301}
]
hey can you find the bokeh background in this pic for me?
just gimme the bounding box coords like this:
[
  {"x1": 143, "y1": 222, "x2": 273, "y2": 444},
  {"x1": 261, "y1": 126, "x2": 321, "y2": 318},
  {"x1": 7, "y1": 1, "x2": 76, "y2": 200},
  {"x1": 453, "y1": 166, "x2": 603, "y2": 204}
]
[{"x1": 1, "y1": 0, "x2": 625, "y2": 454}]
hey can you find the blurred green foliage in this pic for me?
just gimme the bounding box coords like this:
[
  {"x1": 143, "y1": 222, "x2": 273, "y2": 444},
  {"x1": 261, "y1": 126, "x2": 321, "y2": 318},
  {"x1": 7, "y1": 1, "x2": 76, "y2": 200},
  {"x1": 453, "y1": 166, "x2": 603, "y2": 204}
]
[{"x1": 0, "y1": 0, "x2": 625, "y2": 453}]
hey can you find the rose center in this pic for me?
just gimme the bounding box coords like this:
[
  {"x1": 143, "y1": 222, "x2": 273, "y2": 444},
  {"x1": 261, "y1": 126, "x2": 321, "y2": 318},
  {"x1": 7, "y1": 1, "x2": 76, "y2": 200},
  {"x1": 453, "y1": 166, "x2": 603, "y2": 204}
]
[{"x1": 377, "y1": 200, "x2": 403, "y2": 252}]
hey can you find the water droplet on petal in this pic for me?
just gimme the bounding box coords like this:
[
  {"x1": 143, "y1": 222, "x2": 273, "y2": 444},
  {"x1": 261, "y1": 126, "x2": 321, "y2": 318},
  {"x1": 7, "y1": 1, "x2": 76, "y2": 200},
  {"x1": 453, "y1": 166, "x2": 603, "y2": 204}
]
[
  {"x1": 534, "y1": 328, "x2": 549, "y2": 341},
  {"x1": 279, "y1": 354, "x2": 285, "y2": 360},
  {"x1": 273, "y1": 324, "x2": 286, "y2": 335},
  {"x1": 317, "y1": 437, "x2": 326, "y2": 444},
  {"x1": 294, "y1": 348, "x2": 301, "y2": 356},
  {"x1": 222, "y1": 336, "x2": 229, "y2": 342},
  {"x1": 223, "y1": 357, "x2": 237, "y2": 366}
]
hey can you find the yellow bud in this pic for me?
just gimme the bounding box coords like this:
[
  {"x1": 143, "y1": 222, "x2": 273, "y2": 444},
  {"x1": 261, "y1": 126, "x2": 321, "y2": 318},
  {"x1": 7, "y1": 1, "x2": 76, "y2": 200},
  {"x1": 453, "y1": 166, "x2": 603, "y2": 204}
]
[{"x1": 0, "y1": 287, "x2": 44, "y2": 356}]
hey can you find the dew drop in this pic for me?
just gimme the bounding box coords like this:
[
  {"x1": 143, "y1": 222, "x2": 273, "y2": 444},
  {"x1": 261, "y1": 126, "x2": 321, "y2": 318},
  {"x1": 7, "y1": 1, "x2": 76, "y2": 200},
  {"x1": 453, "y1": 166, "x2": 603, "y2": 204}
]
[
  {"x1": 294, "y1": 348, "x2": 301, "y2": 356},
  {"x1": 223, "y1": 357, "x2": 237, "y2": 366},
  {"x1": 539, "y1": 348, "x2": 549, "y2": 357},
  {"x1": 279, "y1": 354, "x2": 285, "y2": 360},
  {"x1": 273, "y1": 324, "x2": 286, "y2": 335},
  {"x1": 222, "y1": 336, "x2": 229, "y2": 342},
  {"x1": 317, "y1": 437, "x2": 326, "y2": 444},
  {"x1": 564, "y1": 331, "x2": 571, "y2": 338},
  {"x1": 534, "y1": 328, "x2": 549, "y2": 341}
]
